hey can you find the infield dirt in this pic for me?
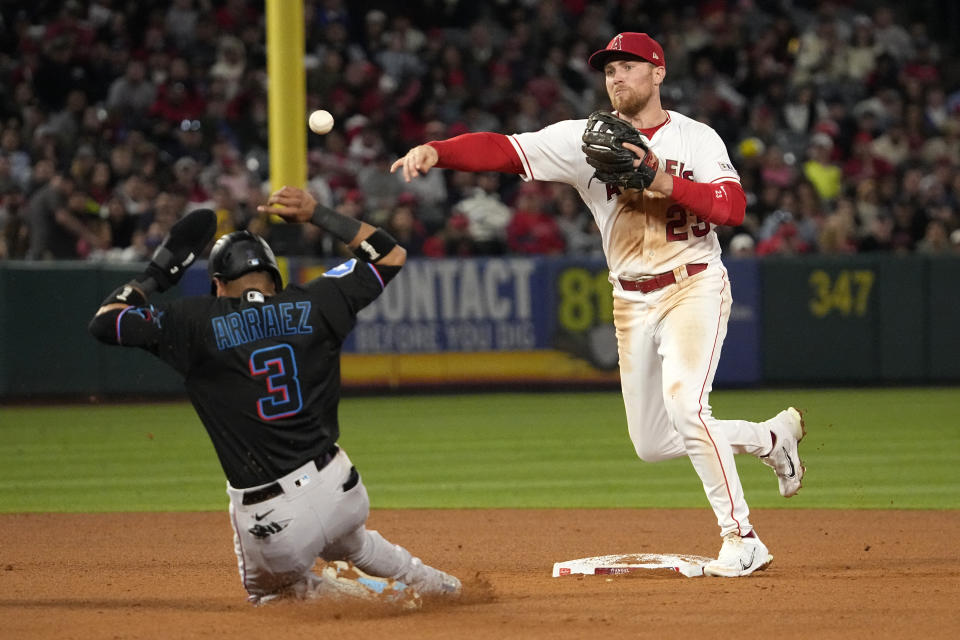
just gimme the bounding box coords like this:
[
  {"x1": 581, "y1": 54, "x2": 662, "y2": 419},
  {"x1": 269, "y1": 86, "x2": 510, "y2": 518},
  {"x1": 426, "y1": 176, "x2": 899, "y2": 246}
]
[{"x1": 1, "y1": 509, "x2": 958, "y2": 639}]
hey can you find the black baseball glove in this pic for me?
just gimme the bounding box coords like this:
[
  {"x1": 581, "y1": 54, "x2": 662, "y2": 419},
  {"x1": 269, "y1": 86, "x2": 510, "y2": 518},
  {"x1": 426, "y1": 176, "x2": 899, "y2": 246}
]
[
  {"x1": 144, "y1": 208, "x2": 217, "y2": 292},
  {"x1": 581, "y1": 111, "x2": 659, "y2": 190}
]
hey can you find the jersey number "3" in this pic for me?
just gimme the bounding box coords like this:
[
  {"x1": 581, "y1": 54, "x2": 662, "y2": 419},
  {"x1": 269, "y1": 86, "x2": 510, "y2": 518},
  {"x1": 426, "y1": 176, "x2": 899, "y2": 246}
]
[
  {"x1": 249, "y1": 344, "x2": 303, "y2": 420},
  {"x1": 665, "y1": 204, "x2": 711, "y2": 242}
]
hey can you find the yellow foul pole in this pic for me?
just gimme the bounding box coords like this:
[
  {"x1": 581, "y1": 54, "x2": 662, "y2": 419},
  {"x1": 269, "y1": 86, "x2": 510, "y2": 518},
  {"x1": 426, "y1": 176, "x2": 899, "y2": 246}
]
[{"x1": 265, "y1": 0, "x2": 306, "y2": 193}]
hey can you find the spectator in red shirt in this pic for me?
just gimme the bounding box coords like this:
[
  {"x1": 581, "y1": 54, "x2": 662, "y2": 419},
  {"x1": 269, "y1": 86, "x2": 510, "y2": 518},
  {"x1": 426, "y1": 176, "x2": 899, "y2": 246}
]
[
  {"x1": 506, "y1": 183, "x2": 565, "y2": 255},
  {"x1": 843, "y1": 131, "x2": 894, "y2": 182},
  {"x1": 422, "y1": 212, "x2": 476, "y2": 257},
  {"x1": 149, "y1": 59, "x2": 206, "y2": 125},
  {"x1": 216, "y1": 0, "x2": 260, "y2": 31}
]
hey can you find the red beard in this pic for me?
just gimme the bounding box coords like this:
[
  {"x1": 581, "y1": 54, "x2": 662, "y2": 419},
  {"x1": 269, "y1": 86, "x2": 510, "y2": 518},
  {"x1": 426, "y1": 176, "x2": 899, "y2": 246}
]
[{"x1": 611, "y1": 87, "x2": 648, "y2": 117}]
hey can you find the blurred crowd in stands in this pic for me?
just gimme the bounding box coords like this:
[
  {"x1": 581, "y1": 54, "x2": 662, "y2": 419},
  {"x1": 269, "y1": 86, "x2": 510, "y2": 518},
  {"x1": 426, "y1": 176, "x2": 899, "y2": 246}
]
[{"x1": 1, "y1": 0, "x2": 959, "y2": 263}]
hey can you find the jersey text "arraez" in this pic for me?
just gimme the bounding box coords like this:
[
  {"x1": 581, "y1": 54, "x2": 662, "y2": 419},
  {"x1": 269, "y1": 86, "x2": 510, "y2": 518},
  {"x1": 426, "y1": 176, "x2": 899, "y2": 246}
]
[{"x1": 211, "y1": 301, "x2": 313, "y2": 350}]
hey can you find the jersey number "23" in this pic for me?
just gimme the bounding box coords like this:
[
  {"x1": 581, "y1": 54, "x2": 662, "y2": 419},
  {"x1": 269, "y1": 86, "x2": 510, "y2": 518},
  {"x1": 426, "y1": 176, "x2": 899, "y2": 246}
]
[{"x1": 666, "y1": 204, "x2": 711, "y2": 241}]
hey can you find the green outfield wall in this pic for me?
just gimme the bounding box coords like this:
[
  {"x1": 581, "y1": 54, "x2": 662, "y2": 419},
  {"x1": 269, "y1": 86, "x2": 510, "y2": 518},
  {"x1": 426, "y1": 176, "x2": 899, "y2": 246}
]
[
  {"x1": 0, "y1": 255, "x2": 957, "y2": 398},
  {"x1": 760, "y1": 255, "x2": 957, "y2": 382},
  {"x1": 0, "y1": 262, "x2": 184, "y2": 398}
]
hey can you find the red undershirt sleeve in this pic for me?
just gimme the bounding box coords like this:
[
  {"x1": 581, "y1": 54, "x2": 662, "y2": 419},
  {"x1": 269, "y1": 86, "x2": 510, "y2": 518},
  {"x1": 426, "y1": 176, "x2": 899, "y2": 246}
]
[
  {"x1": 427, "y1": 133, "x2": 524, "y2": 174},
  {"x1": 670, "y1": 177, "x2": 746, "y2": 226}
]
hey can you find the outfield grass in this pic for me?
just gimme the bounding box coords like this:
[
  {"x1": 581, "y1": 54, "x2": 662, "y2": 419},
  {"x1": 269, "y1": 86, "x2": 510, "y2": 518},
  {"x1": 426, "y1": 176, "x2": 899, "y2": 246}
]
[{"x1": 0, "y1": 388, "x2": 957, "y2": 512}]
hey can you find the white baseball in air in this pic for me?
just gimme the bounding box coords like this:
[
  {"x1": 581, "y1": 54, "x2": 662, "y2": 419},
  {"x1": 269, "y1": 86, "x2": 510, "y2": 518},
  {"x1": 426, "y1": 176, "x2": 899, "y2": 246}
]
[{"x1": 308, "y1": 109, "x2": 334, "y2": 135}]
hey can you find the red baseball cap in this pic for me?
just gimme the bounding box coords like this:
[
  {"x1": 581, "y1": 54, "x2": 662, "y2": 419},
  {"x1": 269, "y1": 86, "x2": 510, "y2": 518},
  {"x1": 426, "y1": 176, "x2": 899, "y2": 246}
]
[{"x1": 588, "y1": 32, "x2": 665, "y2": 70}]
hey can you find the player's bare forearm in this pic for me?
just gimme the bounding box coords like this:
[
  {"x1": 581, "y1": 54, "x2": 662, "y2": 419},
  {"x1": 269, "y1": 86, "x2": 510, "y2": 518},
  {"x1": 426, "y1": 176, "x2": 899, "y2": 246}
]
[
  {"x1": 647, "y1": 171, "x2": 673, "y2": 195},
  {"x1": 257, "y1": 186, "x2": 405, "y2": 268},
  {"x1": 258, "y1": 186, "x2": 367, "y2": 246}
]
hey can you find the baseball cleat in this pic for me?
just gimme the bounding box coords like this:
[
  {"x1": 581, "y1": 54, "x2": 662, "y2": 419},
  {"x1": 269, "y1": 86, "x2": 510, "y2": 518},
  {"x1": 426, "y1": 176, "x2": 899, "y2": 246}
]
[
  {"x1": 704, "y1": 532, "x2": 773, "y2": 578},
  {"x1": 760, "y1": 407, "x2": 806, "y2": 497},
  {"x1": 436, "y1": 571, "x2": 463, "y2": 596},
  {"x1": 319, "y1": 561, "x2": 422, "y2": 609},
  {"x1": 248, "y1": 592, "x2": 283, "y2": 607},
  {"x1": 404, "y1": 557, "x2": 463, "y2": 597}
]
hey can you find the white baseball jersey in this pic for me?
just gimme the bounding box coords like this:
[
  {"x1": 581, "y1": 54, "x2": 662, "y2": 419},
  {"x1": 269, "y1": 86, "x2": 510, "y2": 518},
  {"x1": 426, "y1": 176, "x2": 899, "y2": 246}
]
[
  {"x1": 508, "y1": 110, "x2": 740, "y2": 282},
  {"x1": 510, "y1": 110, "x2": 782, "y2": 541}
]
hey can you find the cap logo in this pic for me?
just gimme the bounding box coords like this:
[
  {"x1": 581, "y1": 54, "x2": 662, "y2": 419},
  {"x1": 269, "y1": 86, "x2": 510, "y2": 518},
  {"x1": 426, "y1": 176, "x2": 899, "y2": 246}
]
[
  {"x1": 651, "y1": 51, "x2": 659, "y2": 60},
  {"x1": 612, "y1": 34, "x2": 623, "y2": 50}
]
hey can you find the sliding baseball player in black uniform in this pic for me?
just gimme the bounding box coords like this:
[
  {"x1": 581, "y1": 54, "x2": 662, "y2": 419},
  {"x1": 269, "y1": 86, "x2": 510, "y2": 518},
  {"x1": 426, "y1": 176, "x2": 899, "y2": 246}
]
[{"x1": 89, "y1": 186, "x2": 460, "y2": 606}]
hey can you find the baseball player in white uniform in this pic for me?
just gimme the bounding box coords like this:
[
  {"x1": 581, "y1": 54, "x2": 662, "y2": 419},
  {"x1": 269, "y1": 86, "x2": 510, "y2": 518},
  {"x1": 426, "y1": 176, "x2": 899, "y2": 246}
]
[{"x1": 392, "y1": 32, "x2": 806, "y2": 577}]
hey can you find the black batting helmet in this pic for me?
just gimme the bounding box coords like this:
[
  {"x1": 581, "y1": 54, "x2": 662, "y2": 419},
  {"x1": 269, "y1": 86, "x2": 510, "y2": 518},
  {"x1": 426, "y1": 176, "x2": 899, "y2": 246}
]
[{"x1": 208, "y1": 230, "x2": 283, "y2": 292}]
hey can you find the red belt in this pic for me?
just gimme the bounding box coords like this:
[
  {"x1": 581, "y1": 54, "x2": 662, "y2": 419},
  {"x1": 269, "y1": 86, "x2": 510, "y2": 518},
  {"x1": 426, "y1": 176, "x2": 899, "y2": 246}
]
[{"x1": 618, "y1": 263, "x2": 707, "y2": 294}]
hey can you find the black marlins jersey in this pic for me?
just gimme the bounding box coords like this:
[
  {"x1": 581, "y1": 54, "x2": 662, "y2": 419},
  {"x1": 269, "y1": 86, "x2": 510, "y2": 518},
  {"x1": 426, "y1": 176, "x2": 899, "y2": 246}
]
[{"x1": 124, "y1": 259, "x2": 387, "y2": 488}]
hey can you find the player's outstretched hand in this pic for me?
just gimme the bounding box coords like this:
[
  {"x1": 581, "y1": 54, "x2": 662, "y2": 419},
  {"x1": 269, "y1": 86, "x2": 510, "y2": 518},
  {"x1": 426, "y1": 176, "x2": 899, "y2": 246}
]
[
  {"x1": 257, "y1": 186, "x2": 317, "y2": 223},
  {"x1": 390, "y1": 145, "x2": 439, "y2": 182}
]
